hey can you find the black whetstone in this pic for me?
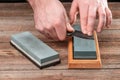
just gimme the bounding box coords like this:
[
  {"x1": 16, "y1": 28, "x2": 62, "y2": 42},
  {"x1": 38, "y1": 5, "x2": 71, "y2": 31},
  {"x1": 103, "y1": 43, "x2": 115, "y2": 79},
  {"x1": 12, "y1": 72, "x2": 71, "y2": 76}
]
[{"x1": 73, "y1": 25, "x2": 97, "y2": 59}]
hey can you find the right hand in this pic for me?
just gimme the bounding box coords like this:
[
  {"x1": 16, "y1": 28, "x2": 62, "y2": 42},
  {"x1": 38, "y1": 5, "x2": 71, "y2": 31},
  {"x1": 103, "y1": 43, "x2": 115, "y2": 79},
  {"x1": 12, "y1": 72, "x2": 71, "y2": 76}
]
[{"x1": 28, "y1": 0, "x2": 74, "y2": 41}]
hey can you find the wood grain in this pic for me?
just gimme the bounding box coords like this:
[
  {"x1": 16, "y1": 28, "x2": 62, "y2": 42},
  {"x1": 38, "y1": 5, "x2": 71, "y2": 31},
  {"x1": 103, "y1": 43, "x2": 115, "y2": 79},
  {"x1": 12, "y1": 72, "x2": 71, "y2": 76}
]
[
  {"x1": 0, "y1": 2, "x2": 120, "y2": 80},
  {"x1": 1, "y1": 29, "x2": 120, "y2": 43},
  {"x1": 0, "y1": 70, "x2": 120, "y2": 80}
]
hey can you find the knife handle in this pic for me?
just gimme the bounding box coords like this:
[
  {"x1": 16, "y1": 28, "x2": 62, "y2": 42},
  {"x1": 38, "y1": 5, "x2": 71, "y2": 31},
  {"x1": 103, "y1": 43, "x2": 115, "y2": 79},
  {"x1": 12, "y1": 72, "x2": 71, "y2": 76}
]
[{"x1": 67, "y1": 30, "x2": 76, "y2": 37}]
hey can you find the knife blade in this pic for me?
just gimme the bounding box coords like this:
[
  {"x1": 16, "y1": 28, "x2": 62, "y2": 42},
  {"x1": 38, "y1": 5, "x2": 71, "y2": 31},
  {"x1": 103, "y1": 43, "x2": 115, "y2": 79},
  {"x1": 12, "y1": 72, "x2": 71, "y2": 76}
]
[{"x1": 67, "y1": 30, "x2": 94, "y2": 40}]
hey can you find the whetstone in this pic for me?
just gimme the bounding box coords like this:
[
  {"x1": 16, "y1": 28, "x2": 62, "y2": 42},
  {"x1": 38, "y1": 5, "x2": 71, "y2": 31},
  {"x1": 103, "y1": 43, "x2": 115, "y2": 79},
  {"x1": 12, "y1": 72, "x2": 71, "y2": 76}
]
[
  {"x1": 74, "y1": 36, "x2": 97, "y2": 59},
  {"x1": 73, "y1": 26, "x2": 97, "y2": 59},
  {"x1": 10, "y1": 32, "x2": 60, "y2": 68},
  {"x1": 68, "y1": 25, "x2": 102, "y2": 68}
]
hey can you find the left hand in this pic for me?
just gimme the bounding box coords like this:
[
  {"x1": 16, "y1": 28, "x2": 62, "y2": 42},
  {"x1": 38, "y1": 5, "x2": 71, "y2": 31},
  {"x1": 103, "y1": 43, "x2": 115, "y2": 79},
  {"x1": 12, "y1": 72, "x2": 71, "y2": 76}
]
[{"x1": 70, "y1": 0, "x2": 112, "y2": 36}]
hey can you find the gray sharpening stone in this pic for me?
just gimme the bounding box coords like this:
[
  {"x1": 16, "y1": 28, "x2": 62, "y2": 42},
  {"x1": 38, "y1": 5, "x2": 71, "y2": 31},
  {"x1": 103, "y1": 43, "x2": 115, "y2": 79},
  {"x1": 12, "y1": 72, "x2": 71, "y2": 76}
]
[
  {"x1": 10, "y1": 32, "x2": 60, "y2": 68},
  {"x1": 73, "y1": 25, "x2": 97, "y2": 59}
]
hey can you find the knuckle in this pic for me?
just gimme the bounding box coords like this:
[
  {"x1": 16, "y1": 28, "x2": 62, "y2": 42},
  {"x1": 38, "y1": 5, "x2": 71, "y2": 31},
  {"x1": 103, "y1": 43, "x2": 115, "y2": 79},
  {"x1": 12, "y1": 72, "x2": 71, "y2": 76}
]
[
  {"x1": 58, "y1": 34, "x2": 66, "y2": 41},
  {"x1": 89, "y1": 14, "x2": 96, "y2": 19},
  {"x1": 108, "y1": 10, "x2": 111, "y2": 15},
  {"x1": 81, "y1": 24, "x2": 86, "y2": 29},
  {"x1": 59, "y1": 36, "x2": 66, "y2": 41},
  {"x1": 98, "y1": 23, "x2": 104, "y2": 28},
  {"x1": 87, "y1": 23, "x2": 92, "y2": 27},
  {"x1": 45, "y1": 25, "x2": 52, "y2": 31},
  {"x1": 81, "y1": 16, "x2": 88, "y2": 21},
  {"x1": 101, "y1": 12, "x2": 106, "y2": 17},
  {"x1": 87, "y1": 27, "x2": 92, "y2": 32},
  {"x1": 87, "y1": 28, "x2": 93, "y2": 33},
  {"x1": 35, "y1": 26, "x2": 44, "y2": 32},
  {"x1": 35, "y1": 25, "x2": 40, "y2": 30},
  {"x1": 87, "y1": 24, "x2": 94, "y2": 31},
  {"x1": 83, "y1": 1, "x2": 89, "y2": 5},
  {"x1": 39, "y1": 28, "x2": 44, "y2": 32},
  {"x1": 108, "y1": 10, "x2": 112, "y2": 19},
  {"x1": 87, "y1": 20, "x2": 94, "y2": 26},
  {"x1": 54, "y1": 19, "x2": 61, "y2": 27},
  {"x1": 69, "y1": 11, "x2": 73, "y2": 16}
]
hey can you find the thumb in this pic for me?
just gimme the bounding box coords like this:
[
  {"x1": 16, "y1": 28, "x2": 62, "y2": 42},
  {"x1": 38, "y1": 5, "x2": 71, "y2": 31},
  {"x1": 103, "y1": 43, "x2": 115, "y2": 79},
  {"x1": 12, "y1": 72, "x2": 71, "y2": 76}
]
[
  {"x1": 70, "y1": 1, "x2": 78, "y2": 24},
  {"x1": 66, "y1": 23, "x2": 74, "y2": 32},
  {"x1": 64, "y1": 12, "x2": 74, "y2": 32}
]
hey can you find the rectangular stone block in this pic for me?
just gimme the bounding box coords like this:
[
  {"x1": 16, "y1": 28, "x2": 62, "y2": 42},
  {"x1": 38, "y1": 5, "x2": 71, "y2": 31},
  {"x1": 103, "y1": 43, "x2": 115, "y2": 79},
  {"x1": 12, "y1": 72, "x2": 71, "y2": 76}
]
[
  {"x1": 10, "y1": 32, "x2": 60, "y2": 68},
  {"x1": 68, "y1": 25, "x2": 102, "y2": 68},
  {"x1": 73, "y1": 25, "x2": 97, "y2": 59}
]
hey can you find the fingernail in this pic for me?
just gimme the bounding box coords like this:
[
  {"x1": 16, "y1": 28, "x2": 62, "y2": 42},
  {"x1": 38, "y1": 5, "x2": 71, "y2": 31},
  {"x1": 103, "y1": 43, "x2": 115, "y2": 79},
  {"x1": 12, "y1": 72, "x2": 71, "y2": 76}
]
[
  {"x1": 88, "y1": 32, "x2": 92, "y2": 36},
  {"x1": 83, "y1": 30, "x2": 87, "y2": 34},
  {"x1": 67, "y1": 23, "x2": 74, "y2": 32},
  {"x1": 70, "y1": 26, "x2": 74, "y2": 32}
]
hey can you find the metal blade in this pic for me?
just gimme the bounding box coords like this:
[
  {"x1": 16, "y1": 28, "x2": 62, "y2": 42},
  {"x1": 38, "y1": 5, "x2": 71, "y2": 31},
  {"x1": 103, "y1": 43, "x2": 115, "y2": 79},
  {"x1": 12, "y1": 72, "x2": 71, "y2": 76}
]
[{"x1": 67, "y1": 30, "x2": 94, "y2": 40}]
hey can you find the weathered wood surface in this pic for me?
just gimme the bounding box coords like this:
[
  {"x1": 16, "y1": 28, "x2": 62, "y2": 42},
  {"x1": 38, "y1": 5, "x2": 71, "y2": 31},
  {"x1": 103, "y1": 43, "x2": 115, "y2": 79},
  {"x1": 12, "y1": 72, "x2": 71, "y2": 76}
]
[{"x1": 0, "y1": 2, "x2": 120, "y2": 80}]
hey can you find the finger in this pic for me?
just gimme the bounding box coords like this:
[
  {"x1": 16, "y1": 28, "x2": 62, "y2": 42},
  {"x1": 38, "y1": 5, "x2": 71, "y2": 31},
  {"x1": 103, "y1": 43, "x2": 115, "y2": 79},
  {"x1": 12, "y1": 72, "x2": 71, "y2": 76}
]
[
  {"x1": 45, "y1": 24, "x2": 59, "y2": 40},
  {"x1": 79, "y1": 2, "x2": 88, "y2": 34},
  {"x1": 64, "y1": 11, "x2": 74, "y2": 32},
  {"x1": 54, "y1": 19, "x2": 66, "y2": 41},
  {"x1": 43, "y1": 30, "x2": 52, "y2": 39},
  {"x1": 35, "y1": 22, "x2": 51, "y2": 39},
  {"x1": 39, "y1": 23, "x2": 54, "y2": 40},
  {"x1": 70, "y1": 0, "x2": 78, "y2": 24},
  {"x1": 49, "y1": 28, "x2": 59, "y2": 41},
  {"x1": 55, "y1": 25, "x2": 66, "y2": 41},
  {"x1": 66, "y1": 23, "x2": 74, "y2": 32},
  {"x1": 45, "y1": 33, "x2": 52, "y2": 39},
  {"x1": 87, "y1": 5, "x2": 97, "y2": 36},
  {"x1": 37, "y1": 29, "x2": 52, "y2": 39},
  {"x1": 97, "y1": 6, "x2": 106, "y2": 32},
  {"x1": 105, "y1": 8, "x2": 112, "y2": 27}
]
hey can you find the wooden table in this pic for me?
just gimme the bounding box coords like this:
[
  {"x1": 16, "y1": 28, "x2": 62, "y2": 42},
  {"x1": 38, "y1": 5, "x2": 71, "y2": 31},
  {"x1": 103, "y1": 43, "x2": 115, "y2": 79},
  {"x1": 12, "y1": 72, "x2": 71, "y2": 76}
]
[{"x1": 0, "y1": 2, "x2": 120, "y2": 80}]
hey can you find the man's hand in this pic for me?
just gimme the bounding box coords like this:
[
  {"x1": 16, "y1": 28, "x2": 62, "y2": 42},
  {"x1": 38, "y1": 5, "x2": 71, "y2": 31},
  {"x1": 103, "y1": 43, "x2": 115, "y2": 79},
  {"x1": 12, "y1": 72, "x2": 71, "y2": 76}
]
[
  {"x1": 28, "y1": 0, "x2": 74, "y2": 41},
  {"x1": 70, "y1": 0, "x2": 112, "y2": 36}
]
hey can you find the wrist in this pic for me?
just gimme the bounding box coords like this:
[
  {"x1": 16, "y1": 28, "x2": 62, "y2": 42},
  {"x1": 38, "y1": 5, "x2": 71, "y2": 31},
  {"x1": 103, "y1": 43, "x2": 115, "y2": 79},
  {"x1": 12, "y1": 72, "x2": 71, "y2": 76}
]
[
  {"x1": 28, "y1": 0, "x2": 41, "y2": 10},
  {"x1": 28, "y1": 0, "x2": 58, "y2": 11}
]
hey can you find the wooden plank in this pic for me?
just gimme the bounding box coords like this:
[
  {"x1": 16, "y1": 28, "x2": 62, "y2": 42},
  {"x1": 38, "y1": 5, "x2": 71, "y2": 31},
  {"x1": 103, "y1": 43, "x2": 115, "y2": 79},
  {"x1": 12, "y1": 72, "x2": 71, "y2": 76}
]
[
  {"x1": 0, "y1": 31, "x2": 47, "y2": 43},
  {"x1": 0, "y1": 3, "x2": 119, "y2": 19},
  {"x1": 0, "y1": 3, "x2": 33, "y2": 17},
  {"x1": 0, "y1": 3, "x2": 30, "y2": 9},
  {"x1": 0, "y1": 17, "x2": 35, "y2": 31},
  {"x1": 0, "y1": 18, "x2": 119, "y2": 31},
  {"x1": 0, "y1": 41, "x2": 120, "y2": 70},
  {"x1": 0, "y1": 41, "x2": 68, "y2": 50},
  {"x1": 98, "y1": 30, "x2": 120, "y2": 42},
  {"x1": 0, "y1": 70, "x2": 120, "y2": 80},
  {"x1": 0, "y1": 31, "x2": 68, "y2": 42},
  {"x1": 1, "y1": 41, "x2": 120, "y2": 55}
]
